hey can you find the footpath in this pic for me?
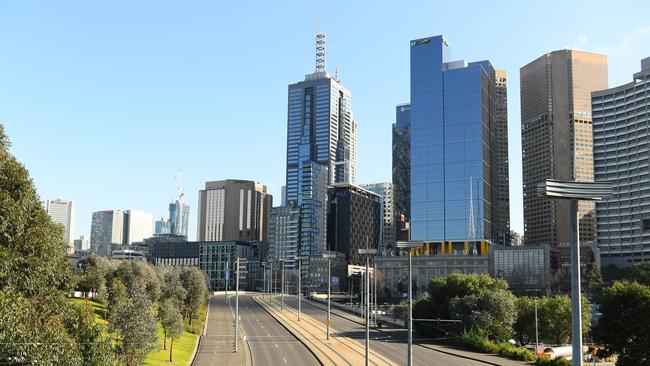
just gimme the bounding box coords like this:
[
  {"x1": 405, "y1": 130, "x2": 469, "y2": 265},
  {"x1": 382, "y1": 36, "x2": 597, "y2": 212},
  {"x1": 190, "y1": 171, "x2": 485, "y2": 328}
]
[{"x1": 254, "y1": 295, "x2": 397, "y2": 366}]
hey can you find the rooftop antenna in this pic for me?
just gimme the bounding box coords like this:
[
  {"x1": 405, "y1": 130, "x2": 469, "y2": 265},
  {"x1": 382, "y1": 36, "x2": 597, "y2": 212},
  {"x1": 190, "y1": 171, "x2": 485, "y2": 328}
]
[
  {"x1": 175, "y1": 169, "x2": 185, "y2": 236},
  {"x1": 315, "y1": 11, "x2": 326, "y2": 73}
]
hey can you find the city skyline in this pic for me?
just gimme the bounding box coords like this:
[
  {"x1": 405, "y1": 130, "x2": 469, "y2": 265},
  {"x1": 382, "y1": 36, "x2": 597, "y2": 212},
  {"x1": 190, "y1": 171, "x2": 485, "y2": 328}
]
[{"x1": 2, "y1": 1, "x2": 649, "y2": 240}]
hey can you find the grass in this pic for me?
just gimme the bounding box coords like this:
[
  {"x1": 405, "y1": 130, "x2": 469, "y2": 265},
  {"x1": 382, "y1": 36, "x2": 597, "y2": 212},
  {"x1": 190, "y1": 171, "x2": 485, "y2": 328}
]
[
  {"x1": 143, "y1": 324, "x2": 198, "y2": 365},
  {"x1": 456, "y1": 330, "x2": 537, "y2": 362},
  {"x1": 67, "y1": 297, "x2": 208, "y2": 365}
]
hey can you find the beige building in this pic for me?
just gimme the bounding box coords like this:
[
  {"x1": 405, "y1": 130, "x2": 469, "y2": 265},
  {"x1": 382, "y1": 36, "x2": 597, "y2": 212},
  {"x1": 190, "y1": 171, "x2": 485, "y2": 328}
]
[
  {"x1": 196, "y1": 179, "x2": 272, "y2": 243},
  {"x1": 520, "y1": 50, "x2": 607, "y2": 248}
]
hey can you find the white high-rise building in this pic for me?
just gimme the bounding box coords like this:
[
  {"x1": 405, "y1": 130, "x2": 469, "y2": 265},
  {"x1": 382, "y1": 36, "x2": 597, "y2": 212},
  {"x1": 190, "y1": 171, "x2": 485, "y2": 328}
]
[
  {"x1": 125, "y1": 210, "x2": 154, "y2": 244},
  {"x1": 46, "y1": 199, "x2": 75, "y2": 244}
]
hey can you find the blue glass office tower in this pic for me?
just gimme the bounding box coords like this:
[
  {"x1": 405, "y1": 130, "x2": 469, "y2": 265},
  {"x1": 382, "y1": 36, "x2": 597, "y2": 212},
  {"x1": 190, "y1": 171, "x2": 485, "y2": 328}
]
[
  {"x1": 409, "y1": 35, "x2": 508, "y2": 246},
  {"x1": 285, "y1": 33, "x2": 358, "y2": 270}
]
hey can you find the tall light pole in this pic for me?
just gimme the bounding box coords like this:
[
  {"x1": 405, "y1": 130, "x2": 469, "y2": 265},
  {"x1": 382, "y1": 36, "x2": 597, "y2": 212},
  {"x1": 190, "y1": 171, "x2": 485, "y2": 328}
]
[
  {"x1": 534, "y1": 298, "x2": 539, "y2": 354},
  {"x1": 373, "y1": 262, "x2": 378, "y2": 327},
  {"x1": 225, "y1": 259, "x2": 229, "y2": 304},
  {"x1": 397, "y1": 241, "x2": 424, "y2": 366},
  {"x1": 295, "y1": 256, "x2": 307, "y2": 321},
  {"x1": 235, "y1": 257, "x2": 240, "y2": 352},
  {"x1": 538, "y1": 180, "x2": 611, "y2": 366},
  {"x1": 280, "y1": 258, "x2": 285, "y2": 310},
  {"x1": 323, "y1": 252, "x2": 336, "y2": 340},
  {"x1": 262, "y1": 261, "x2": 267, "y2": 297},
  {"x1": 359, "y1": 248, "x2": 377, "y2": 366}
]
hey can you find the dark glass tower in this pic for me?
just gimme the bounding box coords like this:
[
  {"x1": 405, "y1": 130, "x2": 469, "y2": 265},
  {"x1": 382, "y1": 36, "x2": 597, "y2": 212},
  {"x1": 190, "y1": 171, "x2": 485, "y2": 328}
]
[{"x1": 392, "y1": 104, "x2": 411, "y2": 242}]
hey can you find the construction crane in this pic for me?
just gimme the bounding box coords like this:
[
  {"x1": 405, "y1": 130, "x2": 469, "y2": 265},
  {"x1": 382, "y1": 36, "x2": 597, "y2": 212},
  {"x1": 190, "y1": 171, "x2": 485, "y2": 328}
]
[{"x1": 176, "y1": 169, "x2": 185, "y2": 236}]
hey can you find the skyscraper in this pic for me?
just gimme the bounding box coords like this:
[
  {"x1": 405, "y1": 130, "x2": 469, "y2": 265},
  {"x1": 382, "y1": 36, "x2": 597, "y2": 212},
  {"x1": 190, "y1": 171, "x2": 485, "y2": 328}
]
[
  {"x1": 494, "y1": 70, "x2": 511, "y2": 245},
  {"x1": 90, "y1": 209, "x2": 153, "y2": 250},
  {"x1": 285, "y1": 33, "x2": 358, "y2": 261},
  {"x1": 409, "y1": 35, "x2": 508, "y2": 246},
  {"x1": 46, "y1": 199, "x2": 75, "y2": 244},
  {"x1": 267, "y1": 203, "x2": 300, "y2": 268},
  {"x1": 326, "y1": 183, "x2": 381, "y2": 265},
  {"x1": 169, "y1": 200, "x2": 189, "y2": 237},
  {"x1": 392, "y1": 104, "x2": 411, "y2": 242},
  {"x1": 196, "y1": 179, "x2": 272, "y2": 243},
  {"x1": 521, "y1": 50, "x2": 607, "y2": 248},
  {"x1": 361, "y1": 182, "x2": 395, "y2": 255},
  {"x1": 593, "y1": 57, "x2": 650, "y2": 267}
]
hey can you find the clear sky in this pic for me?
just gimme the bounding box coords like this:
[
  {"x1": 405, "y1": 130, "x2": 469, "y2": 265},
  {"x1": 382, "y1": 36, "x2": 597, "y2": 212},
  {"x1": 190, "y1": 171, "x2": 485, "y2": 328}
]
[{"x1": 1, "y1": 0, "x2": 648, "y2": 241}]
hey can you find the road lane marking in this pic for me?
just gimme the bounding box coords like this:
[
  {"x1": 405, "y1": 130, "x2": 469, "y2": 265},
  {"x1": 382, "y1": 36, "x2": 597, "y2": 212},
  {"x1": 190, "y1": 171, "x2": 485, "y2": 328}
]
[
  {"x1": 275, "y1": 343, "x2": 278, "y2": 348},
  {"x1": 284, "y1": 357, "x2": 287, "y2": 363}
]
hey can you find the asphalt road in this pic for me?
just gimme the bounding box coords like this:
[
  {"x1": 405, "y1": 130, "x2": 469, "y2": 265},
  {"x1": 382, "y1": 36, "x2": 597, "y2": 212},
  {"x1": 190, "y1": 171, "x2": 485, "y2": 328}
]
[
  {"x1": 193, "y1": 294, "x2": 320, "y2": 366},
  {"x1": 281, "y1": 296, "x2": 493, "y2": 366},
  {"x1": 232, "y1": 293, "x2": 321, "y2": 366}
]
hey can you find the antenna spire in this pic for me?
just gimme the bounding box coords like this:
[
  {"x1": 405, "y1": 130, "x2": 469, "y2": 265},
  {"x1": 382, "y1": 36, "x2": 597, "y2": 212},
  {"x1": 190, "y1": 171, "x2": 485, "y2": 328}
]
[{"x1": 315, "y1": 11, "x2": 326, "y2": 73}]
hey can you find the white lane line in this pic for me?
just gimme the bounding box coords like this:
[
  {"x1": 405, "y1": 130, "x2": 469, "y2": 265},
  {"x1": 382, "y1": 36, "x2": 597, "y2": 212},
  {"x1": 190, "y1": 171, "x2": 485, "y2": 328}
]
[
  {"x1": 274, "y1": 343, "x2": 278, "y2": 349},
  {"x1": 267, "y1": 333, "x2": 270, "y2": 337},
  {"x1": 283, "y1": 357, "x2": 287, "y2": 363}
]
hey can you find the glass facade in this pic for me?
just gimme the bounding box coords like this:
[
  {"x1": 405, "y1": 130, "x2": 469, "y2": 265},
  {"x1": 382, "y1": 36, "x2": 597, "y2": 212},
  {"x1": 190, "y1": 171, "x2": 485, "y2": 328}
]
[
  {"x1": 409, "y1": 35, "x2": 501, "y2": 244},
  {"x1": 392, "y1": 104, "x2": 411, "y2": 236}
]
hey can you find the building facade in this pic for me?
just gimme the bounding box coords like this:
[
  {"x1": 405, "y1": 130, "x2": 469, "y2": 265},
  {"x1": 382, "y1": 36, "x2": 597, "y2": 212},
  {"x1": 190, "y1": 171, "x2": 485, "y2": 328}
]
[
  {"x1": 285, "y1": 33, "x2": 358, "y2": 272},
  {"x1": 199, "y1": 241, "x2": 257, "y2": 291},
  {"x1": 360, "y1": 182, "x2": 395, "y2": 255},
  {"x1": 196, "y1": 179, "x2": 272, "y2": 244},
  {"x1": 521, "y1": 50, "x2": 608, "y2": 248},
  {"x1": 409, "y1": 35, "x2": 509, "y2": 247},
  {"x1": 155, "y1": 218, "x2": 172, "y2": 235},
  {"x1": 169, "y1": 200, "x2": 189, "y2": 237},
  {"x1": 393, "y1": 104, "x2": 411, "y2": 242},
  {"x1": 90, "y1": 209, "x2": 153, "y2": 251},
  {"x1": 593, "y1": 57, "x2": 650, "y2": 267},
  {"x1": 490, "y1": 244, "x2": 550, "y2": 294},
  {"x1": 376, "y1": 253, "x2": 490, "y2": 298},
  {"x1": 73, "y1": 235, "x2": 90, "y2": 251},
  {"x1": 46, "y1": 199, "x2": 75, "y2": 244},
  {"x1": 267, "y1": 203, "x2": 300, "y2": 269},
  {"x1": 494, "y1": 70, "x2": 511, "y2": 245},
  {"x1": 326, "y1": 183, "x2": 381, "y2": 265}
]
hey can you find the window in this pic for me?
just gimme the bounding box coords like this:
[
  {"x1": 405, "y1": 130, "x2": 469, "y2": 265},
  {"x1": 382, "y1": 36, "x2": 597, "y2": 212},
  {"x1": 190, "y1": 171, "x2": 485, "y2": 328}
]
[{"x1": 643, "y1": 218, "x2": 650, "y2": 232}]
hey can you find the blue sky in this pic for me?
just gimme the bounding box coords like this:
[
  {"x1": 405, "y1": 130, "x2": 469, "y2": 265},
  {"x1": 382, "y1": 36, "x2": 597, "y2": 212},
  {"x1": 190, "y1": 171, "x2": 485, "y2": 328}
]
[{"x1": 1, "y1": 0, "x2": 648, "y2": 240}]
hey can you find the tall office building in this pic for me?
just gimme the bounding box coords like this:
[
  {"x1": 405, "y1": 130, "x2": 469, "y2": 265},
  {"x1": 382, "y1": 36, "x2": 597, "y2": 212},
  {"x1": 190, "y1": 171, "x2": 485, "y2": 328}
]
[
  {"x1": 90, "y1": 210, "x2": 125, "y2": 249},
  {"x1": 326, "y1": 183, "x2": 381, "y2": 265},
  {"x1": 521, "y1": 50, "x2": 607, "y2": 248},
  {"x1": 285, "y1": 33, "x2": 358, "y2": 262},
  {"x1": 409, "y1": 35, "x2": 508, "y2": 246},
  {"x1": 46, "y1": 199, "x2": 75, "y2": 244},
  {"x1": 593, "y1": 57, "x2": 650, "y2": 267},
  {"x1": 169, "y1": 200, "x2": 189, "y2": 237},
  {"x1": 124, "y1": 209, "x2": 154, "y2": 244},
  {"x1": 361, "y1": 182, "x2": 395, "y2": 255},
  {"x1": 155, "y1": 218, "x2": 172, "y2": 235},
  {"x1": 267, "y1": 203, "x2": 300, "y2": 268},
  {"x1": 90, "y1": 209, "x2": 153, "y2": 250},
  {"x1": 494, "y1": 70, "x2": 511, "y2": 245},
  {"x1": 73, "y1": 235, "x2": 90, "y2": 251},
  {"x1": 392, "y1": 104, "x2": 411, "y2": 242},
  {"x1": 196, "y1": 179, "x2": 272, "y2": 243}
]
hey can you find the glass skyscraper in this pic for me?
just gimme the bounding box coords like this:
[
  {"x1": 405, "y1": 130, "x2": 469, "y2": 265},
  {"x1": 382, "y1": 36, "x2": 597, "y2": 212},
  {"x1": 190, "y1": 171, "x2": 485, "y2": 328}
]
[
  {"x1": 409, "y1": 35, "x2": 508, "y2": 245},
  {"x1": 393, "y1": 104, "x2": 411, "y2": 242},
  {"x1": 285, "y1": 33, "x2": 358, "y2": 266}
]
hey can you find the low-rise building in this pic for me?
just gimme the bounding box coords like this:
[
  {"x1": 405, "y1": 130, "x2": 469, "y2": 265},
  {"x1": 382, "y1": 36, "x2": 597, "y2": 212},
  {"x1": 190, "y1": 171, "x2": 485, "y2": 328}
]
[{"x1": 490, "y1": 244, "x2": 550, "y2": 295}]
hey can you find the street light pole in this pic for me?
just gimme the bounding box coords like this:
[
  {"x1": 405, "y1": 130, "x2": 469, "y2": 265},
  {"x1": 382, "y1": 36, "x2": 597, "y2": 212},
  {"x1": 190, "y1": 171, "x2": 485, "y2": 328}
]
[
  {"x1": 235, "y1": 257, "x2": 240, "y2": 352},
  {"x1": 538, "y1": 180, "x2": 612, "y2": 366},
  {"x1": 397, "y1": 241, "x2": 423, "y2": 366},
  {"x1": 281, "y1": 259, "x2": 285, "y2": 310},
  {"x1": 295, "y1": 256, "x2": 306, "y2": 321},
  {"x1": 323, "y1": 252, "x2": 336, "y2": 340},
  {"x1": 535, "y1": 298, "x2": 539, "y2": 355},
  {"x1": 358, "y1": 248, "x2": 377, "y2": 366}
]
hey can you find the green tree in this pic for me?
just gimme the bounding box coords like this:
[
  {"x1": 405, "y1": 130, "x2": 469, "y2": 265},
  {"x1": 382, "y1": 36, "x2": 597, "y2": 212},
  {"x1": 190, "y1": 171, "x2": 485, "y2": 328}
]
[
  {"x1": 160, "y1": 267, "x2": 187, "y2": 309},
  {"x1": 107, "y1": 277, "x2": 128, "y2": 320},
  {"x1": 61, "y1": 300, "x2": 114, "y2": 366},
  {"x1": 594, "y1": 281, "x2": 650, "y2": 366},
  {"x1": 180, "y1": 267, "x2": 208, "y2": 326},
  {"x1": 413, "y1": 272, "x2": 515, "y2": 341},
  {"x1": 112, "y1": 281, "x2": 159, "y2": 366},
  {"x1": 0, "y1": 124, "x2": 113, "y2": 365},
  {"x1": 512, "y1": 296, "x2": 536, "y2": 345},
  {"x1": 585, "y1": 262, "x2": 604, "y2": 297},
  {"x1": 632, "y1": 262, "x2": 650, "y2": 286},
  {"x1": 537, "y1": 295, "x2": 591, "y2": 345},
  {"x1": 159, "y1": 298, "x2": 184, "y2": 362}
]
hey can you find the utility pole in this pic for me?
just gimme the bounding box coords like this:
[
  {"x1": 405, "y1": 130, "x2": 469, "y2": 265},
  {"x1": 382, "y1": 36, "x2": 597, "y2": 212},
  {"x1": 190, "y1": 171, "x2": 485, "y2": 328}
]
[
  {"x1": 535, "y1": 298, "x2": 539, "y2": 355},
  {"x1": 281, "y1": 259, "x2": 285, "y2": 310},
  {"x1": 397, "y1": 241, "x2": 422, "y2": 366},
  {"x1": 323, "y1": 253, "x2": 336, "y2": 340},
  {"x1": 296, "y1": 256, "x2": 306, "y2": 321}
]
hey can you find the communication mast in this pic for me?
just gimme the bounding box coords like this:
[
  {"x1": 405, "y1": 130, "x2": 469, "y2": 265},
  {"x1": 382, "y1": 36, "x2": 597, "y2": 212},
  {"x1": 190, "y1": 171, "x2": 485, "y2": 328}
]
[{"x1": 176, "y1": 169, "x2": 185, "y2": 236}]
